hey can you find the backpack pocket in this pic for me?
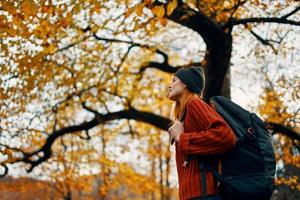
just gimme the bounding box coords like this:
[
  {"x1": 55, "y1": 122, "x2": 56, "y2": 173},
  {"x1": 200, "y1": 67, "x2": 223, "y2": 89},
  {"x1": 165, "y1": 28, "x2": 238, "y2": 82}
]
[{"x1": 218, "y1": 172, "x2": 274, "y2": 200}]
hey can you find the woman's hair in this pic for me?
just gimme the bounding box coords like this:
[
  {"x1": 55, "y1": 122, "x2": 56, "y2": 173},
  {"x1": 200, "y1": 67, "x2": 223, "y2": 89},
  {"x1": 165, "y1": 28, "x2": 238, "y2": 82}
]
[{"x1": 169, "y1": 89, "x2": 200, "y2": 127}]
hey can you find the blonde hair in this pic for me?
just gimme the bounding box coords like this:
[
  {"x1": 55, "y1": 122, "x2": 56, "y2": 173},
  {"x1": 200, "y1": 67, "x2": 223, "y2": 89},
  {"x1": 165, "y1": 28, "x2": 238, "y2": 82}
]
[{"x1": 168, "y1": 89, "x2": 201, "y2": 127}]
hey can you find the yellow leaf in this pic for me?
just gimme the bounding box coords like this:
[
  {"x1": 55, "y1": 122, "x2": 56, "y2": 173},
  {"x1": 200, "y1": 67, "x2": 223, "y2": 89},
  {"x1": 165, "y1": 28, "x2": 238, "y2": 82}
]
[
  {"x1": 33, "y1": 20, "x2": 52, "y2": 39},
  {"x1": 73, "y1": 4, "x2": 81, "y2": 14},
  {"x1": 66, "y1": 77, "x2": 75, "y2": 86},
  {"x1": 133, "y1": 22, "x2": 139, "y2": 31},
  {"x1": 21, "y1": 0, "x2": 38, "y2": 17},
  {"x1": 2, "y1": 1, "x2": 17, "y2": 15},
  {"x1": 135, "y1": 3, "x2": 145, "y2": 16},
  {"x1": 27, "y1": 77, "x2": 35, "y2": 90},
  {"x1": 90, "y1": 5, "x2": 101, "y2": 15},
  {"x1": 0, "y1": 15, "x2": 7, "y2": 27},
  {"x1": 33, "y1": 25, "x2": 46, "y2": 39},
  {"x1": 60, "y1": 13, "x2": 72, "y2": 28},
  {"x1": 152, "y1": 5, "x2": 165, "y2": 18},
  {"x1": 144, "y1": 0, "x2": 154, "y2": 5},
  {"x1": 13, "y1": 16, "x2": 22, "y2": 26},
  {"x1": 124, "y1": 7, "x2": 134, "y2": 17},
  {"x1": 147, "y1": 19, "x2": 157, "y2": 35},
  {"x1": 5, "y1": 149, "x2": 15, "y2": 163},
  {"x1": 41, "y1": 5, "x2": 54, "y2": 15},
  {"x1": 167, "y1": 0, "x2": 177, "y2": 16},
  {"x1": 8, "y1": 28, "x2": 17, "y2": 36}
]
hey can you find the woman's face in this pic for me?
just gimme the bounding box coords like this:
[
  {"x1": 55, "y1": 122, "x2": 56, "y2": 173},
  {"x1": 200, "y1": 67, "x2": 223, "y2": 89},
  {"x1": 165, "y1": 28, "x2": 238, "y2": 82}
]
[{"x1": 168, "y1": 76, "x2": 187, "y2": 101}]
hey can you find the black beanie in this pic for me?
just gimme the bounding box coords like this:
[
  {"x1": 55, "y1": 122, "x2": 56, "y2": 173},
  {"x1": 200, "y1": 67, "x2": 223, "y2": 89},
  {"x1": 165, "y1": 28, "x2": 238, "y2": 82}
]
[{"x1": 174, "y1": 66, "x2": 205, "y2": 95}]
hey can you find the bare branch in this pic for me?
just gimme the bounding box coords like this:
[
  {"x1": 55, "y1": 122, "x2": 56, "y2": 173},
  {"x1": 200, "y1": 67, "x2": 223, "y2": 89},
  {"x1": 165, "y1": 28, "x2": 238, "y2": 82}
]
[
  {"x1": 135, "y1": 61, "x2": 202, "y2": 75},
  {"x1": 281, "y1": 6, "x2": 300, "y2": 19},
  {"x1": 249, "y1": 29, "x2": 273, "y2": 46},
  {"x1": 231, "y1": 5, "x2": 300, "y2": 27},
  {"x1": 269, "y1": 122, "x2": 300, "y2": 142},
  {"x1": 232, "y1": 17, "x2": 300, "y2": 26},
  {"x1": 248, "y1": 29, "x2": 277, "y2": 53}
]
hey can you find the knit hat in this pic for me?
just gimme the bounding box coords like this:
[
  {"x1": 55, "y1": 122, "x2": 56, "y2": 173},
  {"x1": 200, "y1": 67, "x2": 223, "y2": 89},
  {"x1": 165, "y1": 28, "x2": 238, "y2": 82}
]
[{"x1": 174, "y1": 66, "x2": 205, "y2": 95}]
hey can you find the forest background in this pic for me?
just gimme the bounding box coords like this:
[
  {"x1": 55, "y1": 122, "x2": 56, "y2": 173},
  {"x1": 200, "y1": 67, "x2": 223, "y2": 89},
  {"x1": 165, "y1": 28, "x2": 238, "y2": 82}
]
[{"x1": 0, "y1": 0, "x2": 299, "y2": 199}]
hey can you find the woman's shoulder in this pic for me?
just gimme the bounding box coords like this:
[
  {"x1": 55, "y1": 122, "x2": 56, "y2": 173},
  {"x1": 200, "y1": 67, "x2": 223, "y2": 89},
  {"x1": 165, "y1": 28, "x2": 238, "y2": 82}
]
[
  {"x1": 185, "y1": 97, "x2": 213, "y2": 125},
  {"x1": 186, "y1": 97, "x2": 214, "y2": 113},
  {"x1": 187, "y1": 96, "x2": 207, "y2": 107}
]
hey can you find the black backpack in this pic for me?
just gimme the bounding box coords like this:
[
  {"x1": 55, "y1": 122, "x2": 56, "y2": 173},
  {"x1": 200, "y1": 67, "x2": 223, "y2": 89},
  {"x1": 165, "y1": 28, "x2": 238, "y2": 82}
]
[{"x1": 184, "y1": 96, "x2": 276, "y2": 200}]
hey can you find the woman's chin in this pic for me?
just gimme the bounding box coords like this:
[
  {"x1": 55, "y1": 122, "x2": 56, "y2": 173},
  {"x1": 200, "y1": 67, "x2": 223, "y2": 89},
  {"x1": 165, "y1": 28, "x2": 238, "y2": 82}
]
[{"x1": 168, "y1": 94, "x2": 176, "y2": 101}]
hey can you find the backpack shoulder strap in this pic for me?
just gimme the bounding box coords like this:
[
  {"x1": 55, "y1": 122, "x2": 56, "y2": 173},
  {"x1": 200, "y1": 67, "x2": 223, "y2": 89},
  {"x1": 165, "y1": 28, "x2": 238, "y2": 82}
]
[{"x1": 199, "y1": 97, "x2": 213, "y2": 107}]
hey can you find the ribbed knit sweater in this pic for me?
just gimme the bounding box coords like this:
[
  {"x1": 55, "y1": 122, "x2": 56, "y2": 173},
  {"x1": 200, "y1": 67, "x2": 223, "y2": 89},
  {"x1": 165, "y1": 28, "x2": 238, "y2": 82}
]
[{"x1": 175, "y1": 96, "x2": 236, "y2": 200}]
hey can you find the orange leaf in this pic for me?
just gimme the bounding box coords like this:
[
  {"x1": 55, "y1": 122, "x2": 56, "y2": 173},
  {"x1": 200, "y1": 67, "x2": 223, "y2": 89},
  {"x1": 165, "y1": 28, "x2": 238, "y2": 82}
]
[
  {"x1": 159, "y1": 18, "x2": 168, "y2": 26},
  {"x1": 144, "y1": 0, "x2": 154, "y2": 5},
  {"x1": 167, "y1": 0, "x2": 177, "y2": 16},
  {"x1": 135, "y1": 3, "x2": 145, "y2": 16},
  {"x1": 21, "y1": 0, "x2": 38, "y2": 17},
  {"x1": 151, "y1": 5, "x2": 165, "y2": 18},
  {"x1": 8, "y1": 28, "x2": 17, "y2": 36},
  {"x1": 124, "y1": 7, "x2": 134, "y2": 18},
  {"x1": 2, "y1": 1, "x2": 17, "y2": 15}
]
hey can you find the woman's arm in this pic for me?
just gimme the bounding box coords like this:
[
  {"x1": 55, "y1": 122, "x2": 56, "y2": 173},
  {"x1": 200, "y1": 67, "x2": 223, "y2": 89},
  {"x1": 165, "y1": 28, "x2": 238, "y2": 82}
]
[{"x1": 178, "y1": 98, "x2": 236, "y2": 156}]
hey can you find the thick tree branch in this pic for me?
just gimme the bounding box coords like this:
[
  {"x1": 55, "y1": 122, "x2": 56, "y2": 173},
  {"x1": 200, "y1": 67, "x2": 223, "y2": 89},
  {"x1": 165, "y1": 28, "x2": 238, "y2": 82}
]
[
  {"x1": 136, "y1": 61, "x2": 202, "y2": 75},
  {"x1": 281, "y1": 6, "x2": 300, "y2": 19},
  {"x1": 0, "y1": 105, "x2": 172, "y2": 175},
  {"x1": 164, "y1": 2, "x2": 227, "y2": 47},
  {"x1": 268, "y1": 122, "x2": 300, "y2": 142},
  {"x1": 228, "y1": 6, "x2": 300, "y2": 28},
  {"x1": 154, "y1": 1, "x2": 233, "y2": 98},
  {"x1": 232, "y1": 17, "x2": 300, "y2": 26},
  {"x1": 1, "y1": 105, "x2": 299, "y2": 177},
  {"x1": 140, "y1": 62, "x2": 178, "y2": 74}
]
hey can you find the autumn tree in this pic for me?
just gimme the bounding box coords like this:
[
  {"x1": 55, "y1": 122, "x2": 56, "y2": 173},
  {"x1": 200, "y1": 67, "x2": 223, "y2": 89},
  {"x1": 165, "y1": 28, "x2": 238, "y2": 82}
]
[
  {"x1": 256, "y1": 70, "x2": 300, "y2": 199},
  {"x1": 0, "y1": 0, "x2": 300, "y2": 198}
]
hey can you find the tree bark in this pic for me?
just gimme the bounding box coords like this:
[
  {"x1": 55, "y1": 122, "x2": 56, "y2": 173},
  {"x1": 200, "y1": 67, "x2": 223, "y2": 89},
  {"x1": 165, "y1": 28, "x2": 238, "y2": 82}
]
[
  {"x1": 203, "y1": 34, "x2": 232, "y2": 98},
  {"x1": 165, "y1": 3, "x2": 233, "y2": 98}
]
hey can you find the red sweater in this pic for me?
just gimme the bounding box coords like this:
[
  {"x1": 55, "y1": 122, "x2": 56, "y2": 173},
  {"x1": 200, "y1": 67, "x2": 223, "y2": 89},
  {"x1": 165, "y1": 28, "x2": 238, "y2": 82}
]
[{"x1": 175, "y1": 97, "x2": 236, "y2": 200}]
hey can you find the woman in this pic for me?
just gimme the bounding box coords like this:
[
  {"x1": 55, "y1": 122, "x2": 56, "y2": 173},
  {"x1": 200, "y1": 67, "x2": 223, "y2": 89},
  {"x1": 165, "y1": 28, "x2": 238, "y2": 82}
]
[{"x1": 167, "y1": 66, "x2": 236, "y2": 200}]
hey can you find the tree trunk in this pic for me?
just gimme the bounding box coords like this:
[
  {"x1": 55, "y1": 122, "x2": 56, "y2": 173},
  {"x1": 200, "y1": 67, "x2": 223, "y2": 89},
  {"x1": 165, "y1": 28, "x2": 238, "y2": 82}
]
[
  {"x1": 151, "y1": 155, "x2": 156, "y2": 200},
  {"x1": 221, "y1": 67, "x2": 231, "y2": 98},
  {"x1": 158, "y1": 140, "x2": 164, "y2": 200},
  {"x1": 165, "y1": 145, "x2": 171, "y2": 200},
  {"x1": 203, "y1": 33, "x2": 232, "y2": 99}
]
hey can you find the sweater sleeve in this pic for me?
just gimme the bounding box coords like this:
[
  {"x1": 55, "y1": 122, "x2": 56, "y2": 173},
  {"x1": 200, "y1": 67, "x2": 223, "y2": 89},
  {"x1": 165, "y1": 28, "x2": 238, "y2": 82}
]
[{"x1": 178, "y1": 98, "x2": 236, "y2": 156}]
